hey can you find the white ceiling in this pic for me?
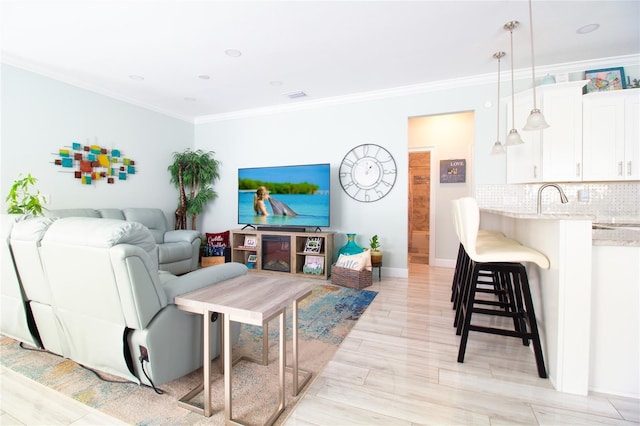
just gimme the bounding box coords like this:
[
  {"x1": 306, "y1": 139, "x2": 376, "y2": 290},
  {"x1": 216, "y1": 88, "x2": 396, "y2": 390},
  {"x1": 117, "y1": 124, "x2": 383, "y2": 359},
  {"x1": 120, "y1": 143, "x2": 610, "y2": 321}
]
[{"x1": 2, "y1": 1, "x2": 639, "y2": 121}]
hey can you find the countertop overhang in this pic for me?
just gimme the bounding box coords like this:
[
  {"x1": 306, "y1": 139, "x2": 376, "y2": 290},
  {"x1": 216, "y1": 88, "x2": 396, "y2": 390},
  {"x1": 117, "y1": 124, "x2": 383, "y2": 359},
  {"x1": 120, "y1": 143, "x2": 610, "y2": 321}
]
[{"x1": 480, "y1": 208, "x2": 640, "y2": 247}]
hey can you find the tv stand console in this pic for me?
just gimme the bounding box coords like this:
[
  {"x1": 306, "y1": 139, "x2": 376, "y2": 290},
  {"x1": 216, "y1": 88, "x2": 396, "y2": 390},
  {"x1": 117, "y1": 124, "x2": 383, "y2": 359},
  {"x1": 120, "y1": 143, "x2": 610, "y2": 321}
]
[{"x1": 230, "y1": 229, "x2": 335, "y2": 280}]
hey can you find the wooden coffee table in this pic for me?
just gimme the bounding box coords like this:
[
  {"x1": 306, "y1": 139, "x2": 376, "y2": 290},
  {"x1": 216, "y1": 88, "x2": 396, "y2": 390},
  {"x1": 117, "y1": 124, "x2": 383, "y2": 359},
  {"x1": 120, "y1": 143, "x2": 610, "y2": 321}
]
[{"x1": 174, "y1": 274, "x2": 314, "y2": 425}]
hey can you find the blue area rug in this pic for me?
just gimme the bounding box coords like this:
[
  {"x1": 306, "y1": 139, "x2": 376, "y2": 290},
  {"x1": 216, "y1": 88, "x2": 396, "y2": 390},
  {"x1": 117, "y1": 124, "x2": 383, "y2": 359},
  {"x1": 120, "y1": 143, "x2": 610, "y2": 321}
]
[{"x1": 1, "y1": 283, "x2": 376, "y2": 425}]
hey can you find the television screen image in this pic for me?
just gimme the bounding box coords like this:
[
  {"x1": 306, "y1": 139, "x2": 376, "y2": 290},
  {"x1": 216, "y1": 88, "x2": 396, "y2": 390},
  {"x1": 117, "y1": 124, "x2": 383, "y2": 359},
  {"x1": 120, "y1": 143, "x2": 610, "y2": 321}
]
[{"x1": 238, "y1": 163, "x2": 330, "y2": 229}]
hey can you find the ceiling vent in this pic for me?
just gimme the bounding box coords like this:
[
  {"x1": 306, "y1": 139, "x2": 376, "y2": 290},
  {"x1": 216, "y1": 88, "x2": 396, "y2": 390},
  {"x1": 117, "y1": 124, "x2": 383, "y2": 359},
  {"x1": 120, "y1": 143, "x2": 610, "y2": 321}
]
[{"x1": 284, "y1": 91, "x2": 307, "y2": 99}]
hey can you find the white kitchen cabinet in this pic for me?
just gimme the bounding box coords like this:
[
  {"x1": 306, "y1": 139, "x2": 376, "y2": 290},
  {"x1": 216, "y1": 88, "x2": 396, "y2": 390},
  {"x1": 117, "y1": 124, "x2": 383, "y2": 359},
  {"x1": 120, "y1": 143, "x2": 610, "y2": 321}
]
[
  {"x1": 540, "y1": 83, "x2": 586, "y2": 181},
  {"x1": 506, "y1": 81, "x2": 587, "y2": 183},
  {"x1": 506, "y1": 90, "x2": 541, "y2": 183},
  {"x1": 583, "y1": 89, "x2": 640, "y2": 181},
  {"x1": 590, "y1": 244, "x2": 640, "y2": 397}
]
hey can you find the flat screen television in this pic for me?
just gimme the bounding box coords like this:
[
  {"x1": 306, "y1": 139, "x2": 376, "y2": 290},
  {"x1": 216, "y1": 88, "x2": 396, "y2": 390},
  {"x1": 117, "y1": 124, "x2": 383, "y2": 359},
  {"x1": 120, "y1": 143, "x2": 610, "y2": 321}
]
[{"x1": 238, "y1": 163, "x2": 330, "y2": 230}]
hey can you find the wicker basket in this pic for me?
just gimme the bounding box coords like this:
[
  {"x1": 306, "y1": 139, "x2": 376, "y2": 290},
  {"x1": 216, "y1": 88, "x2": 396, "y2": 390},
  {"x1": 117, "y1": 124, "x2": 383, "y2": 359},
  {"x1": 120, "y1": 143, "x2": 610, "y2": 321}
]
[
  {"x1": 331, "y1": 264, "x2": 372, "y2": 289},
  {"x1": 201, "y1": 256, "x2": 225, "y2": 268}
]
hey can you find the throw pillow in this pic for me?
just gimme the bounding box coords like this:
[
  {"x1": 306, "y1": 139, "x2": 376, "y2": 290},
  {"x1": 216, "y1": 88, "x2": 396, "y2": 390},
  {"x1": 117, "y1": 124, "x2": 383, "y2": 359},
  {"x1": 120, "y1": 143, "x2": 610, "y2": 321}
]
[
  {"x1": 335, "y1": 249, "x2": 372, "y2": 271},
  {"x1": 206, "y1": 231, "x2": 229, "y2": 247}
]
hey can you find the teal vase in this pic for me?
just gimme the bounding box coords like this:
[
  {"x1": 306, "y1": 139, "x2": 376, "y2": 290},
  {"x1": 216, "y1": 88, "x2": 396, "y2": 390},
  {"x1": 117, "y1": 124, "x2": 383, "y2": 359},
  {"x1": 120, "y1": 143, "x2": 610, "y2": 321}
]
[{"x1": 338, "y1": 233, "x2": 363, "y2": 255}]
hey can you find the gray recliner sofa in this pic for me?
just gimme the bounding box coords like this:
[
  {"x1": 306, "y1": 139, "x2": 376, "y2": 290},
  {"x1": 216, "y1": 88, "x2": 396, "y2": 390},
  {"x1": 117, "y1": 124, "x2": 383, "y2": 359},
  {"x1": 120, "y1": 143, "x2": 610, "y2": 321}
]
[
  {"x1": 0, "y1": 214, "x2": 42, "y2": 349},
  {"x1": 45, "y1": 208, "x2": 200, "y2": 275},
  {"x1": 6, "y1": 215, "x2": 247, "y2": 387}
]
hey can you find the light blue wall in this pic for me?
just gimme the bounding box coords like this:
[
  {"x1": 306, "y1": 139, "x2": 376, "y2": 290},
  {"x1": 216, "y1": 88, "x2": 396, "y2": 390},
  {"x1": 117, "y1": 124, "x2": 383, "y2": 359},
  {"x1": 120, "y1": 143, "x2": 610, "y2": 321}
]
[
  {"x1": 195, "y1": 83, "x2": 498, "y2": 273},
  {"x1": 1, "y1": 65, "x2": 194, "y2": 219}
]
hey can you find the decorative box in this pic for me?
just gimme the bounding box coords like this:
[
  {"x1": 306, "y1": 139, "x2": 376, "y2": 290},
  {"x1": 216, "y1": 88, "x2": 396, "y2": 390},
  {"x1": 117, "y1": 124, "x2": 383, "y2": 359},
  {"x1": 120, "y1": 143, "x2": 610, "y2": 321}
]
[{"x1": 331, "y1": 264, "x2": 372, "y2": 289}]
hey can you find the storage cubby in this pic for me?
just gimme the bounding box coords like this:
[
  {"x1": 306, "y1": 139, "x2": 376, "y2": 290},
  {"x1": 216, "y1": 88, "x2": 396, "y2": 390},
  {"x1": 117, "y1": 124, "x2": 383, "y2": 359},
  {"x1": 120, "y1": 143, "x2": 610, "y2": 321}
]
[{"x1": 230, "y1": 229, "x2": 335, "y2": 280}]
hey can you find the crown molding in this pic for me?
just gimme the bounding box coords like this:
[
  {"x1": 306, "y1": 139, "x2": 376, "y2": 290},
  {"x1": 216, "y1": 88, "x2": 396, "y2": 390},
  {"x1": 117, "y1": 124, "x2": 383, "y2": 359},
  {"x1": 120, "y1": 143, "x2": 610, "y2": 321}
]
[
  {"x1": 3, "y1": 51, "x2": 637, "y2": 126},
  {"x1": 195, "y1": 54, "x2": 639, "y2": 124}
]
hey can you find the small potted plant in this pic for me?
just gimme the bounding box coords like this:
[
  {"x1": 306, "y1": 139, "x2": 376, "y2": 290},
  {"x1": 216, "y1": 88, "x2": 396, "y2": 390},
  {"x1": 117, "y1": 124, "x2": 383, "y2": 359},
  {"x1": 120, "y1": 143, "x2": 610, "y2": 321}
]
[
  {"x1": 369, "y1": 234, "x2": 382, "y2": 265},
  {"x1": 5, "y1": 173, "x2": 47, "y2": 216}
]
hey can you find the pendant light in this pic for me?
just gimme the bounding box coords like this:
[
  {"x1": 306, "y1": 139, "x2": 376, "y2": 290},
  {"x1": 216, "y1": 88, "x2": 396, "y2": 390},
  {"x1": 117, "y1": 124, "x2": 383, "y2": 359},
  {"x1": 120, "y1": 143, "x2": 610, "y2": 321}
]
[
  {"x1": 523, "y1": 0, "x2": 549, "y2": 130},
  {"x1": 490, "y1": 51, "x2": 506, "y2": 155},
  {"x1": 504, "y1": 21, "x2": 524, "y2": 146}
]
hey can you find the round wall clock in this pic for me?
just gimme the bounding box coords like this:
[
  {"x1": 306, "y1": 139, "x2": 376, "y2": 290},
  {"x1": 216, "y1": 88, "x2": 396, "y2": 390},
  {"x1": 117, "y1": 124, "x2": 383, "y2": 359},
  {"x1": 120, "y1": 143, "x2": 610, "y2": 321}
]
[{"x1": 339, "y1": 143, "x2": 397, "y2": 202}]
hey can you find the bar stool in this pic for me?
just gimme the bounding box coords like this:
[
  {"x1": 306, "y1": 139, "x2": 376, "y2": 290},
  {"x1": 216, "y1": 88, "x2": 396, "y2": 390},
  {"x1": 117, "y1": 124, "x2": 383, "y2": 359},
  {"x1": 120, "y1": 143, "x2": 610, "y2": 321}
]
[
  {"x1": 450, "y1": 199, "x2": 515, "y2": 319},
  {"x1": 453, "y1": 197, "x2": 549, "y2": 378}
]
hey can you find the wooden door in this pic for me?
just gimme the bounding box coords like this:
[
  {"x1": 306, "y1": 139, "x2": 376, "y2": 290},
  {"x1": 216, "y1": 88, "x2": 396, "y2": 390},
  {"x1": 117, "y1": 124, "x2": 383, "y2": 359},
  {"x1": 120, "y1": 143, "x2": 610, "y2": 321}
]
[{"x1": 408, "y1": 152, "x2": 430, "y2": 264}]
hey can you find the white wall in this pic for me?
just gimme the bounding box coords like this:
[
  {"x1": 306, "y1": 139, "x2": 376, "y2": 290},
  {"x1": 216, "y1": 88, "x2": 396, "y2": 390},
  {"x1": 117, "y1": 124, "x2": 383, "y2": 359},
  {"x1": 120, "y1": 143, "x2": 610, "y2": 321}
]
[
  {"x1": 409, "y1": 112, "x2": 478, "y2": 265},
  {"x1": 1, "y1": 65, "x2": 194, "y2": 220},
  {"x1": 195, "y1": 83, "x2": 497, "y2": 273}
]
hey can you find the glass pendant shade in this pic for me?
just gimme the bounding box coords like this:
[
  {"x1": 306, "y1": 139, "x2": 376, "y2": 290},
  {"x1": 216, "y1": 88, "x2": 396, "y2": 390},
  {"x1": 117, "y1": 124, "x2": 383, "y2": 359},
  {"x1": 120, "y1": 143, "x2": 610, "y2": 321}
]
[
  {"x1": 522, "y1": 0, "x2": 549, "y2": 131},
  {"x1": 523, "y1": 108, "x2": 549, "y2": 130},
  {"x1": 504, "y1": 21, "x2": 524, "y2": 147},
  {"x1": 505, "y1": 128, "x2": 524, "y2": 146},
  {"x1": 491, "y1": 141, "x2": 506, "y2": 155}
]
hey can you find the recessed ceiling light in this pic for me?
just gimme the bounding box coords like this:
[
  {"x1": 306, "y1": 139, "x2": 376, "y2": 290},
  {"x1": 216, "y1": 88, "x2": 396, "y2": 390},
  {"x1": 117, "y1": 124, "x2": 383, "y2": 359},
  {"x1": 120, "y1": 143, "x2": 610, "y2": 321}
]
[
  {"x1": 129, "y1": 75, "x2": 144, "y2": 81},
  {"x1": 198, "y1": 75, "x2": 210, "y2": 80},
  {"x1": 225, "y1": 49, "x2": 242, "y2": 58},
  {"x1": 184, "y1": 97, "x2": 197, "y2": 102},
  {"x1": 269, "y1": 81, "x2": 283, "y2": 86},
  {"x1": 577, "y1": 23, "x2": 599, "y2": 34}
]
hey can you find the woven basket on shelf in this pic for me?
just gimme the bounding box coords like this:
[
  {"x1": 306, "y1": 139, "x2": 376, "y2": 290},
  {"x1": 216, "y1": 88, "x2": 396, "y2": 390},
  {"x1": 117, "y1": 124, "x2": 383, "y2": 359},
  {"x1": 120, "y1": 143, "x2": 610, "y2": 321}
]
[{"x1": 331, "y1": 264, "x2": 372, "y2": 289}]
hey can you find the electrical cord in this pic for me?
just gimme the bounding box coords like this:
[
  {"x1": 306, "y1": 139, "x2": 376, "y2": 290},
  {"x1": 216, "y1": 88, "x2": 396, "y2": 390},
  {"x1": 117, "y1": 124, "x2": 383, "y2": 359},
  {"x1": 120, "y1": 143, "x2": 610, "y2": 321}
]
[
  {"x1": 139, "y1": 355, "x2": 164, "y2": 395},
  {"x1": 18, "y1": 338, "x2": 164, "y2": 393}
]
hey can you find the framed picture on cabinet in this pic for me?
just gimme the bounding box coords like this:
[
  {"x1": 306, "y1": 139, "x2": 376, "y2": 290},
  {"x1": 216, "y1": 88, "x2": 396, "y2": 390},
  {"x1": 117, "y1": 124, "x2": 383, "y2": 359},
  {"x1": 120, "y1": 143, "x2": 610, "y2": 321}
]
[
  {"x1": 584, "y1": 67, "x2": 626, "y2": 93},
  {"x1": 243, "y1": 236, "x2": 257, "y2": 248}
]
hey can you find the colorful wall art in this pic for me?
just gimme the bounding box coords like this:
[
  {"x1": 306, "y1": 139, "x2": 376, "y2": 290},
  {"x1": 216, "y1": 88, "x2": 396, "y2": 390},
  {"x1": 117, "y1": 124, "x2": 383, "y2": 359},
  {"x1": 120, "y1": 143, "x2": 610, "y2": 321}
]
[{"x1": 53, "y1": 141, "x2": 136, "y2": 184}]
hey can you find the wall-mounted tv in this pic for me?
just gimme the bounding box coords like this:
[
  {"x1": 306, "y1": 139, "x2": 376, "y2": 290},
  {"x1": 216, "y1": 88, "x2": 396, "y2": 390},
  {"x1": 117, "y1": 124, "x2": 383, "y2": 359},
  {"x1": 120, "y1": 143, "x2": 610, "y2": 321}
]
[{"x1": 238, "y1": 163, "x2": 330, "y2": 230}]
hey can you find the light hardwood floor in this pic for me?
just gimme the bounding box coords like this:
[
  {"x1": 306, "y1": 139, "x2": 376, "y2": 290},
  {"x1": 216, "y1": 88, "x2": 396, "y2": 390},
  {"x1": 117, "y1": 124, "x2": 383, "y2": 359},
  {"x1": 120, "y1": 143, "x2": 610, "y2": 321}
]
[{"x1": 2, "y1": 264, "x2": 639, "y2": 425}]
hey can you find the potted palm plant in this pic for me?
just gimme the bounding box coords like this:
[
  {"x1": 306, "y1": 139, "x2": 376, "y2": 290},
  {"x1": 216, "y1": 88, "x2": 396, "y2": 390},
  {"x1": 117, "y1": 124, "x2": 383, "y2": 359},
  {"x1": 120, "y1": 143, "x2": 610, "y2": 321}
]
[
  {"x1": 5, "y1": 173, "x2": 47, "y2": 216},
  {"x1": 168, "y1": 149, "x2": 221, "y2": 230},
  {"x1": 369, "y1": 234, "x2": 382, "y2": 265}
]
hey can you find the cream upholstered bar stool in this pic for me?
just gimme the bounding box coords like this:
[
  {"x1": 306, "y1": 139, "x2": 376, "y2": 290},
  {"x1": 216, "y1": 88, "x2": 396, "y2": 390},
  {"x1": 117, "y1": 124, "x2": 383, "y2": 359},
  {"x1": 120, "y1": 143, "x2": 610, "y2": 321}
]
[
  {"x1": 450, "y1": 199, "x2": 515, "y2": 321},
  {"x1": 454, "y1": 197, "x2": 549, "y2": 378}
]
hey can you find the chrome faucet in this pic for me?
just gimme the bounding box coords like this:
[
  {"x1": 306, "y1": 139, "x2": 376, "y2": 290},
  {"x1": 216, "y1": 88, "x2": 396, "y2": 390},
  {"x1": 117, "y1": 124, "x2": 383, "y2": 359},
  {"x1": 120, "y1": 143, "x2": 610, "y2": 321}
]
[{"x1": 537, "y1": 184, "x2": 569, "y2": 214}]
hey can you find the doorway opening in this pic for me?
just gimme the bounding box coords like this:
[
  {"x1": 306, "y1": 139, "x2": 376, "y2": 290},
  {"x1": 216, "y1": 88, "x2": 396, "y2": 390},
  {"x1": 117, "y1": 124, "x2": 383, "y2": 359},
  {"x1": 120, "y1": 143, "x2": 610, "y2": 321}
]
[{"x1": 408, "y1": 151, "x2": 430, "y2": 265}]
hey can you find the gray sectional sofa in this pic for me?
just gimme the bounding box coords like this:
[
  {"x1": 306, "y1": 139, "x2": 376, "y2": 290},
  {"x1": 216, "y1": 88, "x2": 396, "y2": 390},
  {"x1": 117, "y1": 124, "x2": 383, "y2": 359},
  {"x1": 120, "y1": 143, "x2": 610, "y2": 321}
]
[
  {"x1": 44, "y1": 208, "x2": 200, "y2": 275},
  {"x1": 1, "y1": 214, "x2": 247, "y2": 387}
]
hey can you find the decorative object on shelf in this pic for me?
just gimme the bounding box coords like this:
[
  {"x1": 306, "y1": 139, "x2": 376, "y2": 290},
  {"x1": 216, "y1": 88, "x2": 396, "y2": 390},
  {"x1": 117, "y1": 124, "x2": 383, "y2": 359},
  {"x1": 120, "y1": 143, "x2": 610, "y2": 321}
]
[
  {"x1": 504, "y1": 21, "x2": 524, "y2": 146},
  {"x1": 243, "y1": 236, "x2": 257, "y2": 248},
  {"x1": 303, "y1": 255, "x2": 324, "y2": 275},
  {"x1": 304, "y1": 237, "x2": 323, "y2": 253},
  {"x1": 541, "y1": 74, "x2": 556, "y2": 85},
  {"x1": 5, "y1": 173, "x2": 47, "y2": 215},
  {"x1": 522, "y1": 0, "x2": 549, "y2": 131},
  {"x1": 490, "y1": 51, "x2": 507, "y2": 155},
  {"x1": 52, "y1": 139, "x2": 136, "y2": 185},
  {"x1": 339, "y1": 144, "x2": 397, "y2": 202},
  {"x1": 584, "y1": 67, "x2": 627, "y2": 93},
  {"x1": 338, "y1": 233, "x2": 364, "y2": 255},
  {"x1": 369, "y1": 235, "x2": 383, "y2": 265},
  {"x1": 168, "y1": 149, "x2": 220, "y2": 230},
  {"x1": 440, "y1": 159, "x2": 466, "y2": 183},
  {"x1": 246, "y1": 254, "x2": 257, "y2": 269}
]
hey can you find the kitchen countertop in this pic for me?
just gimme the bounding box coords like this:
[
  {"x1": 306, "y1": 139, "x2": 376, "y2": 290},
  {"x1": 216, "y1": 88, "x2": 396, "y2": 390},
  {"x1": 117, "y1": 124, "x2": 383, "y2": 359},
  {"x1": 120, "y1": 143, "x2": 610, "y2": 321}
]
[
  {"x1": 480, "y1": 208, "x2": 640, "y2": 247},
  {"x1": 592, "y1": 225, "x2": 640, "y2": 247}
]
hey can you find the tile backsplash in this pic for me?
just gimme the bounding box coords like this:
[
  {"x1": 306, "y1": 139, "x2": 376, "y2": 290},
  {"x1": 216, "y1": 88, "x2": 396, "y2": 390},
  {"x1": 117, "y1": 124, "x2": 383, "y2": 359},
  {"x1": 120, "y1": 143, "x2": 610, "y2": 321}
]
[{"x1": 476, "y1": 182, "x2": 640, "y2": 223}]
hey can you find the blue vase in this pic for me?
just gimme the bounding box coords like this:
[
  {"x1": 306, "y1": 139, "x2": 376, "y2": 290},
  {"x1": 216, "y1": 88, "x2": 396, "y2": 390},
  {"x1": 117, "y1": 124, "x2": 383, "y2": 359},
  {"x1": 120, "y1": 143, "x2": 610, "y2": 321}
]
[{"x1": 338, "y1": 233, "x2": 363, "y2": 255}]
